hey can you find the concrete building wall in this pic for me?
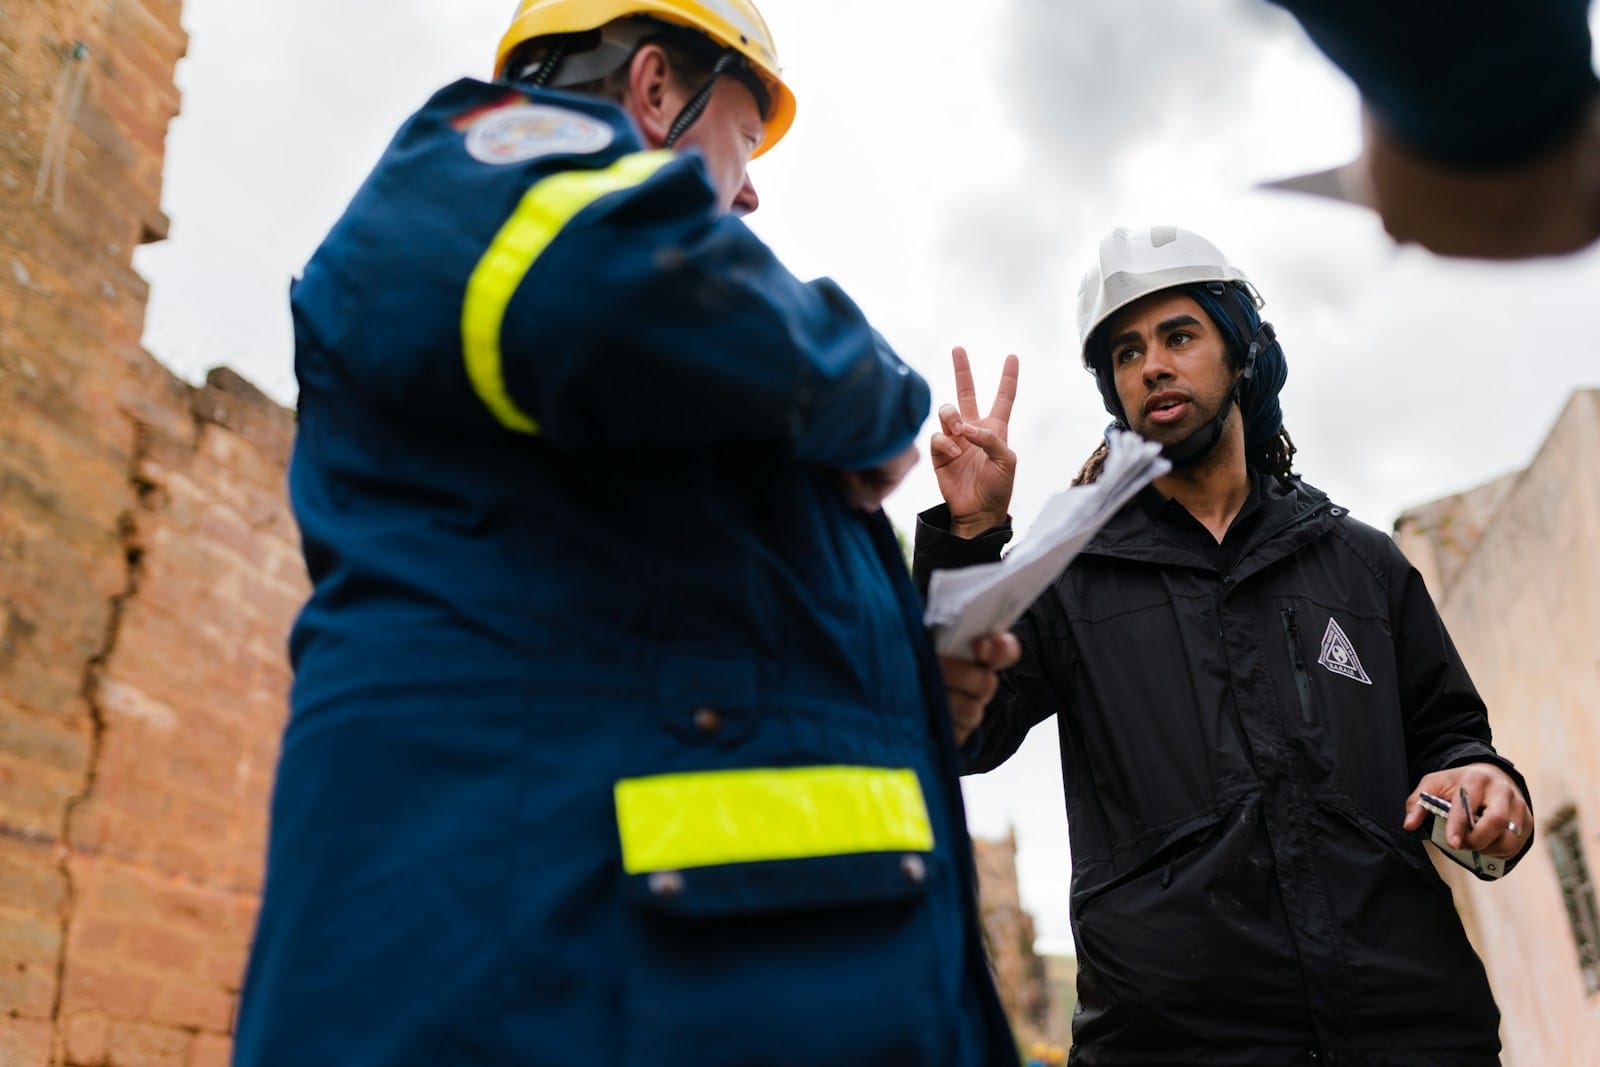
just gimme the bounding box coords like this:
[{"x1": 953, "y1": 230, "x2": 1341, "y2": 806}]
[{"x1": 1395, "y1": 389, "x2": 1600, "y2": 1067}]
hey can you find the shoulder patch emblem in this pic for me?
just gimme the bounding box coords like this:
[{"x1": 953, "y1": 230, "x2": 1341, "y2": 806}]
[
  {"x1": 1318, "y1": 617, "x2": 1372, "y2": 685},
  {"x1": 464, "y1": 103, "x2": 613, "y2": 165}
]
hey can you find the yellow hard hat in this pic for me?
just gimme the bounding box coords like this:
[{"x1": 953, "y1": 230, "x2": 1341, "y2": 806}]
[{"x1": 494, "y1": 0, "x2": 796, "y2": 157}]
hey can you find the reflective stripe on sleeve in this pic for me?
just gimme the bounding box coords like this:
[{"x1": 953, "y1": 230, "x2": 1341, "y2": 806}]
[
  {"x1": 614, "y1": 766, "x2": 935, "y2": 874},
  {"x1": 460, "y1": 150, "x2": 675, "y2": 433}
]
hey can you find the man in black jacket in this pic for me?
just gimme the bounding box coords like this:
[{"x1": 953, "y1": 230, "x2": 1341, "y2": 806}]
[{"x1": 916, "y1": 226, "x2": 1534, "y2": 1064}]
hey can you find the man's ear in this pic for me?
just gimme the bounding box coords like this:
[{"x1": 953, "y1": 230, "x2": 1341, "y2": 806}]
[{"x1": 623, "y1": 44, "x2": 678, "y2": 148}]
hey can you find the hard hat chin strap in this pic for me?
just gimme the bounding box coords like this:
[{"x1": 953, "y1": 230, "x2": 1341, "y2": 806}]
[
  {"x1": 521, "y1": 36, "x2": 571, "y2": 88},
  {"x1": 1158, "y1": 390, "x2": 1234, "y2": 466},
  {"x1": 1156, "y1": 321, "x2": 1275, "y2": 468},
  {"x1": 664, "y1": 52, "x2": 739, "y2": 146},
  {"x1": 664, "y1": 51, "x2": 769, "y2": 147}
]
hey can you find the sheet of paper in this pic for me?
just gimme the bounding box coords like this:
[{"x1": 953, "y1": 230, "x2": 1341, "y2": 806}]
[{"x1": 925, "y1": 430, "x2": 1169, "y2": 657}]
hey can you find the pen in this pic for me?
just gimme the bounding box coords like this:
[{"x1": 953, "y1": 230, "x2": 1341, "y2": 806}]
[{"x1": 1459, "y1": 785, "x2": 1476, "y2": 831}]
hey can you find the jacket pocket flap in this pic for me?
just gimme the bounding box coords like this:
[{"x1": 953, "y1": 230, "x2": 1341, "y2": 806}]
[
  {"x1": 615, "y1": 765, "x2": 936, "y2": 918},
  {"x1": 626, "y1": 851, "x2": 934, "y2": 920}
]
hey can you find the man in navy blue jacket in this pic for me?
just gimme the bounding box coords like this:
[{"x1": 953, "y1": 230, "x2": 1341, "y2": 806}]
[{"x1": 234, "y1": 2, "x2": 1018, "y2": 1064}]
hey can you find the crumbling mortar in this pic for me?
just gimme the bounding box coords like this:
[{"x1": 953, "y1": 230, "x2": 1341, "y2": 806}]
[{"x1": 46, "y1": 417, "x2": 151, "y2": 1067}]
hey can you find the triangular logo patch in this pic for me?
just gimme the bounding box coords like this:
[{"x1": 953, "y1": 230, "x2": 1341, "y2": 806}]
[{"x1": 1318, "y1": 618, "x2": 1372, "y2": 685}]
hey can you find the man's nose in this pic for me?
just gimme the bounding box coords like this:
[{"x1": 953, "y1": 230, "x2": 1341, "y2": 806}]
[
  {"x1": 732, "y1": 174, "x2": 759, "y2": 217},
  {"x1": 1141, "y1": 344, "x2": 1174, "y2": 384}
]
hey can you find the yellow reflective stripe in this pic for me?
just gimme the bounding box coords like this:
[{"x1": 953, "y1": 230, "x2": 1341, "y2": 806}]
[
  {"x1": 614, "y1": 765, "x2": 935, "y2": 874},
  {"x1": 460, "y1": 150, "x2": 675, "y2": 433}
]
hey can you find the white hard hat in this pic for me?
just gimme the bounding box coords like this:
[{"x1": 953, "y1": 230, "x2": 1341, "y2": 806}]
[{"x1": 1075, "y1": 226, "x2": 1257, "y2": 368}]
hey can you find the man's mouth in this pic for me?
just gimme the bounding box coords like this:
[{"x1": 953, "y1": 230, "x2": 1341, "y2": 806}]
[{"x1": 1144, "y1": 393, "x2": 1190, "y2": 425}]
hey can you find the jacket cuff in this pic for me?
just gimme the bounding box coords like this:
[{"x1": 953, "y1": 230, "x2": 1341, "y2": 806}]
[
  {"x1": 1435, "y1": 746, "x2": 1537, "y2": 877},
  {"x1": 911, "y1": 504, "x2": 1013, "y2": 597}
]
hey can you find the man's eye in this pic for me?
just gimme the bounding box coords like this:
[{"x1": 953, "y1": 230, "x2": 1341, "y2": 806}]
[
  {"x1": 1169, "y1": 331, "x2": 1191, "y2": 345},
  {"x1": 1114, "y1": 348, "x2": 1140, "y2": 365}
]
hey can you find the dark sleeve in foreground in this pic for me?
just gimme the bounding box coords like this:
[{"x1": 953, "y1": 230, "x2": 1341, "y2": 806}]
[
  {"x1": 914, "y1": 504, "x2": 1072, "y2": 775},
  {"x1": 1270, "y1": 0, "x2": 1598, "y2": 167},
  {"x1": 1391, "y1": 554, "x2": 1535, "y2": 876}
]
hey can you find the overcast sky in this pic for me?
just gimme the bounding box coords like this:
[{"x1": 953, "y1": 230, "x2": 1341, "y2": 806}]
[{"x1": 134, "y1": 0, "x2": 1600, "y2": 954}]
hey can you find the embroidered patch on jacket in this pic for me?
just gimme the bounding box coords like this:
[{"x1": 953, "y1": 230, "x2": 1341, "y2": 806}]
[
  {"x1": 464, "y1": 103, "x2": 613, "y2": 165},
  {"x1": 1318, "y1": 617, "x2": 1372, "y2": 685}
]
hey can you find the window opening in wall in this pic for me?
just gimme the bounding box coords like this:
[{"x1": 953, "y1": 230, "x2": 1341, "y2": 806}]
[{"x1": 1548, "y1": 808, "x2": 1600, "y2": 996}]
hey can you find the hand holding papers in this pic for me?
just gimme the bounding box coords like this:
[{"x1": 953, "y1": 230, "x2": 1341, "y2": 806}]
[{"x1": 924, "y1": 431, "x2": 1169, "y2": 658}]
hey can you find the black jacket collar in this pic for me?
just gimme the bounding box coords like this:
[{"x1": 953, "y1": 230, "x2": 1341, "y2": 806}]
[{"x1": 1082, "y1": 469, "x2": 1340, "y2": 580}]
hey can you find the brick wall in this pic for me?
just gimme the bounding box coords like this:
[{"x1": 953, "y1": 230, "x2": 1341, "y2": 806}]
[
  {"x1": 973, "y1": 832, "x2": 1067, "y2": 1049},
  {"x1": 1, "y1": 3, "x2": 304, "y2": 1065}
]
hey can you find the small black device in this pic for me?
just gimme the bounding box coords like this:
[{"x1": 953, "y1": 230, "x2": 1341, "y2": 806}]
[{"x1": 1415, "y1": 791, "x2": 1505, "y2": 880}]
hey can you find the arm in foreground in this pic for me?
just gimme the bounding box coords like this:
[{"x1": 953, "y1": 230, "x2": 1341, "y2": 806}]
[{"x1": 1271, "y1": 0, "x2": 1600, "y2": 258}]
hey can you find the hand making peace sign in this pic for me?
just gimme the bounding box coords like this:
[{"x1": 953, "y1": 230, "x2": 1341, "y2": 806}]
[{"x1": 930, "y1": 347, "x2": 1020, "y2": 539}]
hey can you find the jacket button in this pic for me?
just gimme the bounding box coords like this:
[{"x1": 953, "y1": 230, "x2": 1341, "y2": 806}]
[
  {"x1": 692, "y1": 707, "x2": 722, "y2": 735},
  {"x1": 648, "y1": 871, "x2": 685, "y2": 899},
  {"x1": 900, "y1": 854, "x2": 927, "y2": 885}
]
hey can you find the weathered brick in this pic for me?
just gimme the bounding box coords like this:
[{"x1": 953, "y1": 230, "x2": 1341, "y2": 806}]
[
  {"x1": 193, "y1": 504, "x2": 266, "y2": 571},
  {"x1": 152, "y1": 977, "x2": 232, "y2": 1033},
  {"x1": 71, "y1": 913, "x2": 129, "y2": 959},
  {"x1": 187, "y1": 1033, "x2": 230, "y2": 1067},
  {"x1": 185, "y1": 464, "x2": 296, "y2": 546},
  {"x1": 240, "y1": 579, "x2": 304, "y2": 633},
  {"x1": 94, "y1": 80, "x2": 166, "y2": 164},
  {"x1": 61, "y1": 959, "x2": 160, "y2": 1019},
  {"x1": 104, "y1": 1019, "x2": 191, "y2": 1067},
  {"x1": 94, "y1": 678, "x2": 179, "y2": 734},
  {"x1": 0, "y1": 907, "x2": 63, "y2": 1017},
  {"x1": 199, "y1": 945, "x2": 247, "y2": 993},
  {"x1": 0, "y1": 1016, "x2": 54, "y2": 1067},
  {"x1": 98, "y1": 647, "x2": 226, "y2": 740},
  {"x1": 73, "y1": 92, "x2": 138, "y2": 172},
  {"x1": 64, "y1": 1010, "x2": 111, "y2": 1066},
  {"x1": 197, "y1": 373, "x2": 295, "y2": 465},
  {"x1": 149, "y1": 840, "x2": 211, "y2": 885},
  {"x1": 0, "y1": 752, "x2": 80, "y2": 838},
  {"x1": 264, "y1": 538, "x2": 308, "y2": 586},
  {"x1": 0, "y1": 837, "x2": 65, "y2": 914},
  {"x1": 0, "y1": 700, "x2": 91, "y2": 775},
  {"x1": 122, "y1": 920, "x2": 205, "y2": 975}
]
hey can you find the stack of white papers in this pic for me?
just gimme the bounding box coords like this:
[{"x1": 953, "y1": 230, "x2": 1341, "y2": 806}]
[{"x1": 925, "y1": 430, "x2": 1170, "y2": 658}]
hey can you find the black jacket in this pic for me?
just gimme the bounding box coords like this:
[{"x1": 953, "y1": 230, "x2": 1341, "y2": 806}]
[{"x1": 916, "y1": 472, "x2": 1531, "y2": 1065}]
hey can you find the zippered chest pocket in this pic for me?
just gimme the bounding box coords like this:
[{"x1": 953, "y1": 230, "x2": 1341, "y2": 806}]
[{"x1": 1281, "y1": 606, "x2": 1316, "y2": 723}]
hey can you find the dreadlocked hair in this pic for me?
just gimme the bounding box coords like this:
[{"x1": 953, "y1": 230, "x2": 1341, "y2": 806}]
[
  {"x1": 1254, "y1": 426, "x2": 1298, "y2": 484},
  {"x1": 1071, "y1": 426, "x2": 1298, "y2": 488},
  {"x1": 1071, "y1": 442, "x2": 1110, "y2": 487}
]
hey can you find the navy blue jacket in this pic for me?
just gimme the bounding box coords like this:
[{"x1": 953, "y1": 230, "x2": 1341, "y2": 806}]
[{"x1": 235, "y1": 79, "x2": 1013, "y2": 1067}]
